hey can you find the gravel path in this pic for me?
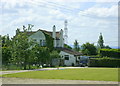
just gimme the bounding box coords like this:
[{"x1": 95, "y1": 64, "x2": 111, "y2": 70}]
[
  {"x1": 1, "y1": 67, "x2": 87, "y2": 75},
  {"x1": 1, "y1": 77, "x2": 118, "y2": 84},
  {"x1": 1, "y1": 70, "x2": 33, "y2": 75}
]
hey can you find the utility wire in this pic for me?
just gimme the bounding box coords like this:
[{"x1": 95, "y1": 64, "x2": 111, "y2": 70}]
[{"x1": 27, "y1": 0, "x2": 79, "y2": 13}]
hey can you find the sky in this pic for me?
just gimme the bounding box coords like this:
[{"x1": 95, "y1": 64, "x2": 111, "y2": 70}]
[{"x1": 0, "y1": 0, "x2": 119, "y2": 47}]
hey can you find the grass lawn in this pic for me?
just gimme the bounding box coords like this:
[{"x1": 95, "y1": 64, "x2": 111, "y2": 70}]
[{"x1": 2, "y1": 68, "x2": 118, "y2": 81}]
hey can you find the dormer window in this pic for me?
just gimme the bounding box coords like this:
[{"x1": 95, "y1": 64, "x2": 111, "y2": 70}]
[
  {"x1": 40, "y1": 40, "x2": 42, "y2": 46},
  {"x1": 40, "y1": 40, "x2": 46, "y2": 46}
]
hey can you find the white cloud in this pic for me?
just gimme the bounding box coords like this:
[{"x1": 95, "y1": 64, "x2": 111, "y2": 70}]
[
  {"x1": 48, "y1": 9, "x2": 72, "y2": 20},
  {"x1": 0, "y1": 1, "x2": 118, "y2": 47},
  {"x1": 46, "y1": 0, "x2": 119, "y2": 2},
  {"x1": 79, "y1": 5, "x2": 118, "y2": 18}
]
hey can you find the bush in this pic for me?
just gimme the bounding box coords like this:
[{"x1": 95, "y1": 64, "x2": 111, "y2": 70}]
[
  {"x1": 88, "y1": 57, "x2": 120, "y2": 67},
  {"x1": 100, "y1": 49, "x2": 120, "y2": 58}
]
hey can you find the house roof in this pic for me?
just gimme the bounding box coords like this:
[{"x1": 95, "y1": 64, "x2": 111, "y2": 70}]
[
  {"x1": 39, "y1": 29, "x2": 60, "y2": 39},
  {"x1": 56, "y1": 48, "x2": 82, "y2": 56},
  {"x1": 18, "y1": 29, "x2": 60, "y2": 39}
]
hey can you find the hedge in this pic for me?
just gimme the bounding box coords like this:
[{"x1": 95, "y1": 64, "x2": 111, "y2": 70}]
[
  {"x1": 88, "y1": 57, "x2": 120, "y2": 67},
  {"x1": 100, "y1": 49, "x2": 120, "y2": 58}
]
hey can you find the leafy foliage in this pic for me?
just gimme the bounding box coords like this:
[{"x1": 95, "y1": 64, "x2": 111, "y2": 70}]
[
  {"x1": 88, "y1": 57, "x2": 120, "y2": 67},
  {"x1": 50, "y1": 50, "x2": 60, "y2": 59},
  {"x1": 73, "y1": 40, "x2": 80, "y2": 51},
  {"x1": 100, "y1": 49, "x2": 120, "y2": 58},
  {"x1": 98, "y1": 33, "x2": 104, "y2": 49},
  {"x1": 43, "y1": 32, "x2": 54, "y2": 51},
  {"x1": 11, "y1": 25, "x2": 35, "y2": 70},
  {"x1": 64, "y1": 44, "x2": 72, "y2": 49},
  {"x1": 81, "y1": 42, "x2": 97, "y2": 55},
  {"x1": 32, "y1": 44, "x2": 50, "y2": 66},
  {"x1": 2, "y1": 35, "x2": 12, "y2": 66}
]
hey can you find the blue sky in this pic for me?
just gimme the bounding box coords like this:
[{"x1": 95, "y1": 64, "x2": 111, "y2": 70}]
[{"x1": 0, "y1": 0, "x2": 119, "y2": 47}]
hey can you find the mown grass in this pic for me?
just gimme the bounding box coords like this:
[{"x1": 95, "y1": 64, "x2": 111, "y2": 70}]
[{"x1": 2, "y1": 68, "x2": 118, "y2": 81}]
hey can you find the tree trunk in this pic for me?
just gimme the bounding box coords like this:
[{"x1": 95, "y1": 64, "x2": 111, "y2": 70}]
[
  {"x1": 28, "y1": 63, "x2": 31, "y2": 70},
  {"x1": 24, "y1": 61, "x2": 27, "y2": 70}
]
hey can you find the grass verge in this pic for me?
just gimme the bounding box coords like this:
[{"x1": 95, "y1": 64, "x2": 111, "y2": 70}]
[{"x1": 2, "y1": 68, "x2": 118, "y2": 81}]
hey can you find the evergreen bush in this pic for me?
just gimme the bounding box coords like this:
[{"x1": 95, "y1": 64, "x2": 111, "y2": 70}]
[
  {"x1": 100, "y1": 49, "x2": 120, "y2": 58},
  {"x1": 88, "y1": 57, "x2": 120, "y2": 67}
]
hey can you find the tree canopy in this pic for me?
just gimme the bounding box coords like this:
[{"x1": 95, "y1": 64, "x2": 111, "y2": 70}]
[
  {"x1": 81, "y1": 42, "x2": 97, "y2": 55},
  {"x1": 74, "y1": 40, "x2": 80, "y2": 51},
  {"x1": 98, "y1": 33, "x2": 104, "y2": 49}
]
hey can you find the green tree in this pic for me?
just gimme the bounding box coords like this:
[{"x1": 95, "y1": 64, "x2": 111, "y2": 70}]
[
  {"x1": 81, "y1": 42, "x2": 97, "y2": 55},
  {"x1": 50, "y1": 50, "x2": 60, "y2": 67},
  {"x1": 32, "y1": 44, "x2": 50, "y2": 67},
  {"x1": 104, "y1": 45, "x2": 111, "y2": 49},
  {"x1": 74, "y1": 40, "x2": 80, "y2": 51},
  {"x1": 98, "y1": 33, "x2": 104, "y2": 49},
  {"x1": 50, "y1": 51, "x2": 60, "y2": 59},
  {"x1": 2, "y1": 35, "x2": 12, "y2": 68},
  {"x1": 12, "y1": 25, "x2": 34, "y2": 70},
  {"x1": 64, "y1": 44, "x2": 72, "y2": 49}
]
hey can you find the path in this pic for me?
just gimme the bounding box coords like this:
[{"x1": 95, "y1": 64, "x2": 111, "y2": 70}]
[
  {"x1": 1, "y1": 67, "x2": 87, "y2": 75},
  {"x1": 1, "y1": 77, "x2": 118, "y2": 84}
]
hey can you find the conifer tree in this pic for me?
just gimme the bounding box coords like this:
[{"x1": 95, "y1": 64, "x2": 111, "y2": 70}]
[
  {"x1": 98, "y1": 33, "x2": 104, "y2": 49},
  {"x1": 74, "y1": 40, "x2": 80, "y2": 51}
]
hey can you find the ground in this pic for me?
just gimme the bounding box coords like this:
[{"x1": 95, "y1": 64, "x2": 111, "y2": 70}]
[
  {"x1": 0, "y1": 67, "x2": 119, "y2": 84},
  {"x1": 1, "y1": 78, "x2": 118, "y2": 84}
]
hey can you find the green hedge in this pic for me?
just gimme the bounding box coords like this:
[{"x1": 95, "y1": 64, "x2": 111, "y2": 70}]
[
  {"x1": 100, "y1": 49, "x2": 120, "y2": 58},
  {"x1": 88, "y1": 57, "x2": 120, "y2": 67}
]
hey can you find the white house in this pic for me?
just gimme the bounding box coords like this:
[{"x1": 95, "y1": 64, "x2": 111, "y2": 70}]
[
  {"x1": 16, "y1": 25, "x2": 64, "y2": 48},
  {"x1": 16, "y1": 25, "x2": 82, "y2": 66},
  {"x1": 57, "y1": 48, "x2": 82, "y2": 66}
]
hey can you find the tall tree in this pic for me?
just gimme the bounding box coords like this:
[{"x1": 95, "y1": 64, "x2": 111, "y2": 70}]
[
  {"x1": 81, "y1": 42, "x2": 97, "y2": 55},
  {"x1": 2, "y1": 35, "x2": 12, "y2": 67},
  {"x1": 98, "y1": 33, "x2": 104, "y2": 49},
  {"x1": 12, "y1": 24, "x2": 34, "y2": 70},
  {"x1": 64, "y1": 44, "x2": 72, "y2": 49},
  {"x1": 74, "y1": 40, "x2": 80, "y2": 51}
]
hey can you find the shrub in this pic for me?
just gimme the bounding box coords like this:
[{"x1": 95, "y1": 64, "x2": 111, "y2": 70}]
[
  {"x1": 100, "y1": 49, "x2": 120, "y2": 58},
  {"x1": 88, "y1": 57, "x2": 120, "y2": 67}
]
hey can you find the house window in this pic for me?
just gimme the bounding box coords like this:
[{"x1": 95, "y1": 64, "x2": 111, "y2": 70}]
[
  {"x1": 43, "y1": 40, "x2": 46, "y2": 46},
  {"x1": 40, "y1": 40, "x2": 42, "y2": 46},
  {"x1": 40, "y1": 40, "x2": 46, "y2": 46},
  {"x1": 65, "y1": 55, "x2": 69, "y2": 60},
  {"x1": 33, "y1": 39, "x2": 37, "y2": 42}
]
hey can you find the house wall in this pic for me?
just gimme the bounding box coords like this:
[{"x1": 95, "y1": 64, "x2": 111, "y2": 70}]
[
  {"x1": 29, "y1": 31, "x2": 46, "y2": 45},
  {"x1": 59, "y1": 51, "x2": 76, "y2": 66},
  {"x1": 56, "y1": 40, "x2": 60, "y2": 47}
]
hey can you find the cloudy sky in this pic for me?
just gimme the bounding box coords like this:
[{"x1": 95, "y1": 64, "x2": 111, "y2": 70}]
[{"x1": 0, "y1": 0, "x2": 119, "y2": 47}]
